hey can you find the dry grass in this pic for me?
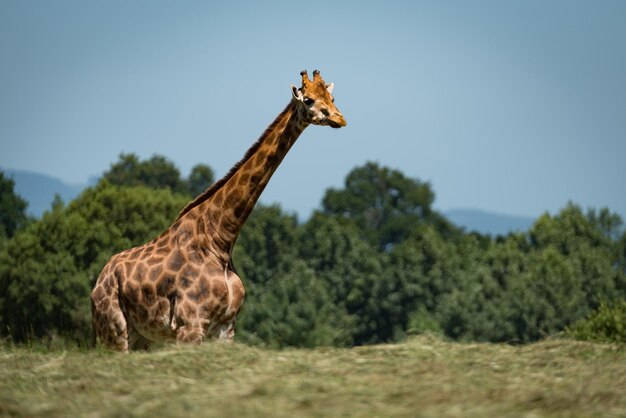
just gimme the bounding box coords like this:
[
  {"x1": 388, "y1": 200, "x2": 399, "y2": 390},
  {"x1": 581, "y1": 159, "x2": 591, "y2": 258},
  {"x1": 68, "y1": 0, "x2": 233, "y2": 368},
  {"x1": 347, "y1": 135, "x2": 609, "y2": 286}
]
[{"x1": 0, "y1": 335, "x2": 624, "y2": 417}]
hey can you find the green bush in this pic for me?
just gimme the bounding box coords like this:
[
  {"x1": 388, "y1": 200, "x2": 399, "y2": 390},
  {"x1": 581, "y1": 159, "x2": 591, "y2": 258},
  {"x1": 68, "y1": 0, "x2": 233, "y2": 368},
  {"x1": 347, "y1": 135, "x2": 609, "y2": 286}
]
[{"x1": 567, "y1": 300, "x2": 626, "y2": 343}]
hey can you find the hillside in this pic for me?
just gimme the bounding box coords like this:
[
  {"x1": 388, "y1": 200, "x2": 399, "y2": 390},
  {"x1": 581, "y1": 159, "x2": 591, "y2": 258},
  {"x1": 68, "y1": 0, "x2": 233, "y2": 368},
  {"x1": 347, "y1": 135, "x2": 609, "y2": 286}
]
[
  {"x1": 445, "y1": 208, "x2": 535, "y2": 235},
  {"x1": 1, "y1": 336, "x2": 624, "y2": 418},
  {"x1": 1, "y1": 168, "x2": 85, "y2": 217}
]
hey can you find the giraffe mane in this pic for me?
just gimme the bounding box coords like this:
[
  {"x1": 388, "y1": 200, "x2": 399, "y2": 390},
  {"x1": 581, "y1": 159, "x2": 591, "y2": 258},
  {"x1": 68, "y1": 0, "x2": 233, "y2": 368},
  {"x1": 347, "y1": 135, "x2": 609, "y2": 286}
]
[{"x1": 176, "y1": 101, "x2": 296, "y2": 220}]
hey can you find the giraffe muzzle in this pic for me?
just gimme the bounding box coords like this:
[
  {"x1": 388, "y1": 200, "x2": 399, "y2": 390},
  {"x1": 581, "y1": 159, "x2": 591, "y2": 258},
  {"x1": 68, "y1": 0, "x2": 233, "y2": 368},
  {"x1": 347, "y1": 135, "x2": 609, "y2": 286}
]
[{"x1": 328, "y1": 114, "x2": 347, "y2": 129}]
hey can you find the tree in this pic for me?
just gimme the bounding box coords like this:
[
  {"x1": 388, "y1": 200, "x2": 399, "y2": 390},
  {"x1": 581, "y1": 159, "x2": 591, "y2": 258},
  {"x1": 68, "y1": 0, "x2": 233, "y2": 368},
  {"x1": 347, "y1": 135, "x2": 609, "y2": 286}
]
[
  {"x1": 102, "y1": 153, "x2": 187, "y2": 193},
  {"x1": 0, "y1": 206, "x2": 91, "y2": 341},
  {"x1": 102, "y1": 153, "x2": 218, "y2": 197},
  {"x1": 298, "y1": 212, "x2": 388, "y2": 344},
  {"x1": 238, "y1": 261, "x2": 353, "y2": 348},
  {"x1": 529, "y1": 204, "x2": 623, "y2": 309},
  {"x1": 390, "y1": 226, "x2": 497, "y2": 341},
  {"x1": 587, "y1": 207, "x2": 624, "y2": 241},
  {"x1": 438, "y1": 204, "x2": 626, "y2": 343},
  {"x1": 322, "y1": 162, "x2": 456, "y2": 249},
  {"x1": 504, "y1": 246, "x2": 587, "y2": 342},
  {"x1": 0, "y1": 172, "x2": 29, "y2": 240},
  {"x1": 232, "y1": 204, "x2": 304, "y2": 346},
  {"x1": 187, "y1": 164, "x2": 215, "y2": 197},
  {"x1": 233, "y1": 205, "x2": 299, "y2": 287}
]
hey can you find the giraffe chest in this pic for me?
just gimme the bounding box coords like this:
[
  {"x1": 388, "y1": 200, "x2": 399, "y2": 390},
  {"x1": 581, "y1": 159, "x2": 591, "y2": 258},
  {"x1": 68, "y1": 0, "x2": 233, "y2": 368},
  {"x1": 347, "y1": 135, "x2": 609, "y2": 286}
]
[
  {"x1": 181, "y1": 269, "x2": 245, "y2": 320},
  {"x1": 174, "y1": 269, "x2": 246, "y2": 340}
]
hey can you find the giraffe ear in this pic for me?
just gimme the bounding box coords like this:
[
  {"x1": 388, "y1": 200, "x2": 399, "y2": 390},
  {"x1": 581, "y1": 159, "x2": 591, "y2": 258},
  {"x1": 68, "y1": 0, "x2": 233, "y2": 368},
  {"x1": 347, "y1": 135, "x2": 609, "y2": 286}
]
[
  {"x1": 326, "y1": 82, "x2": 334, "y2": 94},
  {"x1": 291, "y1": 84, "x2": 303, "y2": 101}
]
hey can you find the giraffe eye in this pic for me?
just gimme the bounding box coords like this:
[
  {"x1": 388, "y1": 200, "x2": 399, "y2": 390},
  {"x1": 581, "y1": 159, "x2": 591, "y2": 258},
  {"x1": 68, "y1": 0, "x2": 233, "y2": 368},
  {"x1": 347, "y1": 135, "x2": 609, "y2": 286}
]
[{"x1": 304, "y1": 97, "x2": 314, "y2": 106}]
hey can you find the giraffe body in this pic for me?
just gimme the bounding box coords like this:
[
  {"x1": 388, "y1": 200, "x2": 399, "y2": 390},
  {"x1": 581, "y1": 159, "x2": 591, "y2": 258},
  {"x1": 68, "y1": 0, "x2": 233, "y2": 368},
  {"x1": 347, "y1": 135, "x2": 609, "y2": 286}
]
[
  {"x1": 91, "y1": 70, "x2": 345, "y2": 351},
  {"x1": 91, "y1": 227, "x2": 244, "y2": 350}
]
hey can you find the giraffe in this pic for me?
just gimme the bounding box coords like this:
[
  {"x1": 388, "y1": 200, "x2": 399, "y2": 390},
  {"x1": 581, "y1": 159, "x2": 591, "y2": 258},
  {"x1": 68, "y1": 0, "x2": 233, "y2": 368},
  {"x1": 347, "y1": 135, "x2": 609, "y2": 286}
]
[{"x1": 90, "y1": 70, "x2": 346, "y2": 351}]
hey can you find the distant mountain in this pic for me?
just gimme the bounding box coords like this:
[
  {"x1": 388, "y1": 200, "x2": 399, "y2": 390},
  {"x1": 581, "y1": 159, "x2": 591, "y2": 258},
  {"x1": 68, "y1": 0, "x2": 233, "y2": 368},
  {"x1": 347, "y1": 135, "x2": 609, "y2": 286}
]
[
  {"x1": 2, "y1": 168, "x2": 537, "y2": 236},
  {"x1": 1, "y1": 168, "x2": 86, "y2": 217},
  {"x1": 444, "y1": 208, "x2": 535, "y2": 236}
]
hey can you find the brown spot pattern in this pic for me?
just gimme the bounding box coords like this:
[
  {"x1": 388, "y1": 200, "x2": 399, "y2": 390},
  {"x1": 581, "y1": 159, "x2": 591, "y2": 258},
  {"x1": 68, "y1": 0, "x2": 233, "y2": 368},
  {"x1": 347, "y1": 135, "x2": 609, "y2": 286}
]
[
  {"x1": 167, "y1": 251, "x2": 184, "y2": 271},
  {"x1": 149, "y1": 265, "x2": 163, "y2": 281}
]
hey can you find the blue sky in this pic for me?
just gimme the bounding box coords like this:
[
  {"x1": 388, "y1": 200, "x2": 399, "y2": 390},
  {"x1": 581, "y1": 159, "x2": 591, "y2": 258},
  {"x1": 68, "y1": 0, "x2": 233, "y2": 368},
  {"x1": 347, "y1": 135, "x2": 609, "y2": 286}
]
[{"x1": 1, "y1": 1, "x2": 625, "y2": 220}]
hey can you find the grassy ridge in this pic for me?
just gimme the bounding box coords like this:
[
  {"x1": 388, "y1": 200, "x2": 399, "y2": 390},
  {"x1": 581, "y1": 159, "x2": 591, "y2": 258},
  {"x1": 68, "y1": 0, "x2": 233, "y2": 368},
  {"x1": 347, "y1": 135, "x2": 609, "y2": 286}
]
[{"x1": 1, "y1": 336, "x2": 625, "y2": 418}]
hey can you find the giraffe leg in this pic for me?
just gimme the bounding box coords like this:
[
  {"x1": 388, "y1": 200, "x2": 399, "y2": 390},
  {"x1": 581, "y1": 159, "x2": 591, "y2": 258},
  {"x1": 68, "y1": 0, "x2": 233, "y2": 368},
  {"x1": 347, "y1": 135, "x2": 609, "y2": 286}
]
[
  {"x1": 176, "y1": 324, "x2": 205, "y2": 344},
  {"x1": 129, "y1": 327, "x2": 152, "y2": 351},
  {"x1": 91, "y1": 275, "x2": 130, "y2": 352},
  {"x1": 93, "y1": 303, "x2": 129, "y2": 352},
  {"x1": 215, "y1": 318, "x2": 237, "y2": 343}
]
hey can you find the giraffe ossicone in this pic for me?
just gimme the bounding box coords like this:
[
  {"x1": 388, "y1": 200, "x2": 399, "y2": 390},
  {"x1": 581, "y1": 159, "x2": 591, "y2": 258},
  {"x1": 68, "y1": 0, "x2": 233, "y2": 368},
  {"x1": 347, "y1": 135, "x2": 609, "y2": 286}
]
[{"x1": 90, "y1": 70, "x2": 346, "y2": 351}]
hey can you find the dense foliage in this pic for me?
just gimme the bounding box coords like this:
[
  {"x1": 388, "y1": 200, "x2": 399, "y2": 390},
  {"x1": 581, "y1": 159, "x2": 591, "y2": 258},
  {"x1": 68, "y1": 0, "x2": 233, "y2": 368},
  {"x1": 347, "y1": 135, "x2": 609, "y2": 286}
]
[{"x1": 0, "y1": 155, "x2": 624, "y2": 346}]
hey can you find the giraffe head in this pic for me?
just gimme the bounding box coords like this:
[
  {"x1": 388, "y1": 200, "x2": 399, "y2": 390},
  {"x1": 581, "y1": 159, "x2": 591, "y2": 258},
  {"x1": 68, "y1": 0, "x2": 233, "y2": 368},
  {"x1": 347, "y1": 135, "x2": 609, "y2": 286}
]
[{"x1": 291, "y1": 70, "x2": 347, "y2": 128}]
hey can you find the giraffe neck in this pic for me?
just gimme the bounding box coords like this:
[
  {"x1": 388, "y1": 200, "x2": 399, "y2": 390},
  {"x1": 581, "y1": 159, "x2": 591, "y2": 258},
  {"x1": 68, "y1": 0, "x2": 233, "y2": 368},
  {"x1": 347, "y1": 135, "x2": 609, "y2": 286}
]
[{"x1": 183, "y1": 100, "x2": 308, "y2": 264}]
